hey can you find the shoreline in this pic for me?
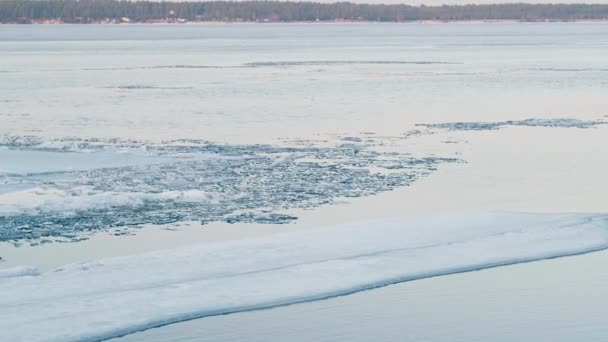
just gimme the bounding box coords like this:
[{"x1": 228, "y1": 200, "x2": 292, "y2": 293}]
[{"x1": 3, "y1": 19, "x2": 608, "y2": 25}]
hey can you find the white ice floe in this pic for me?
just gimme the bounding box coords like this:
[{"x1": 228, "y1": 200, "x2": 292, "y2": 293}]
[
  {"x1": 270, "y1": 153, "x2": 304, "y2": 166},
  {"x1": 1, "y1": 211, "x2": 608, "y2": 341}
]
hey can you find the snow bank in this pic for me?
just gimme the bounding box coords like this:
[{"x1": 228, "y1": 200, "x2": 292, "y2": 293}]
[{"x1": 1, "y1": 211, "x2": 607, "y2": 341}]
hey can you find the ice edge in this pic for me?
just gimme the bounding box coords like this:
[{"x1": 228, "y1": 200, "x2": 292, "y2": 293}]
[{"x1": 98, "y1": 245, "x2": 608, "y2": 342}]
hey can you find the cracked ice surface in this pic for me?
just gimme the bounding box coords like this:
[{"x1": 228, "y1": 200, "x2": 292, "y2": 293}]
[{"x1": 0, "y1": 136, "x2": 460, "y2": 244}]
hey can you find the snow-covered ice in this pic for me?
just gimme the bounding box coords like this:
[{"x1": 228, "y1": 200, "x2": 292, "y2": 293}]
[
  {"x1": 1, "y1": 211, "x2": 607, "y2": 341},
  {"x1": 0, "y1": 265, "x2": 40, "y2": 279}
]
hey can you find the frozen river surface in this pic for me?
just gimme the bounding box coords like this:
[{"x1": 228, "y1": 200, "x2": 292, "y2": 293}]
[{"x1": 1, "y1": 23, "x2": 608, "y2": 341}]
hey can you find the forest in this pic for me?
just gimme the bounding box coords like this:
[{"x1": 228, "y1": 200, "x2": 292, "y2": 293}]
[{"x1": 2, "y1": 0, "x2": 608, "y2": 23}]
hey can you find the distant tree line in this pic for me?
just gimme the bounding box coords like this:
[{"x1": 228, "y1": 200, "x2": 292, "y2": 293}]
[{"x1": 2, "y1": 0, "x2": 608, "y2": 23}]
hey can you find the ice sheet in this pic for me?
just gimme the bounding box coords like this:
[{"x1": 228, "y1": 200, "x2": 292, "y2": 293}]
[{"x1": 1, "y1": 211, "x2": 607, "y2": 341}]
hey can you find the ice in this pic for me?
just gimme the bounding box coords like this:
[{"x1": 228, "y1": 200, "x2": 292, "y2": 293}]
[
  {"x1": 0, "y1": 187, "x2": 227, "y2": 215},
  {"x1": 417, "y1": 118, "x2": 606, "y2": 131},
  {"x1": 270, "y1": 153, "x2": 304, "y2": 166},
  {"x1": 242, "y1": 60, "x2": 457, "y2": 67},
  {"x1": 2, "y1": 23, "x2": 608, "y2": 341},
  {"x1": 2, "y1": 115, "x2": 602, "y2": 245},
  {"x1": 1, "y1": 211, "x2": 607, "y2": 341},
  {"x1": 0, "y1": 265, "x2": 40, "y2": 279},
  {"x1": 0, "y1": 136, "x2": 460, "y2": 243},
  {"x1": 0, "y1": 148, "x2": 170, "y2": 175},
  {"x1": 5, "y1": 60, "x2": 458, "y2": 73}
]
